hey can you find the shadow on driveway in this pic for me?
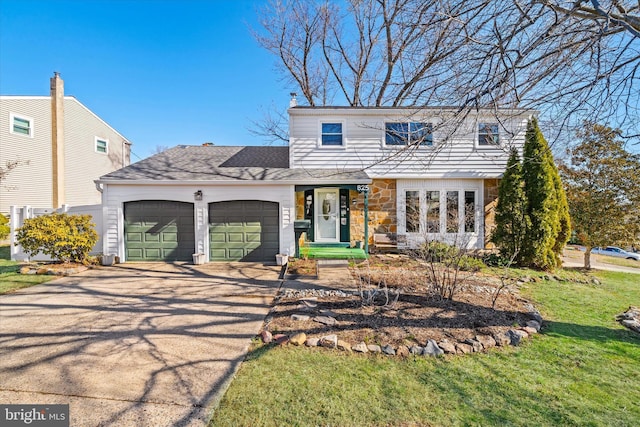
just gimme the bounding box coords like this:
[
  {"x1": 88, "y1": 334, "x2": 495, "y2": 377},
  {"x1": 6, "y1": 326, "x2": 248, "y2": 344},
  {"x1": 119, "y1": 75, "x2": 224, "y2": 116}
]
[{"x1": 0, "y1": 262, "x2": 281, "y2": 426}]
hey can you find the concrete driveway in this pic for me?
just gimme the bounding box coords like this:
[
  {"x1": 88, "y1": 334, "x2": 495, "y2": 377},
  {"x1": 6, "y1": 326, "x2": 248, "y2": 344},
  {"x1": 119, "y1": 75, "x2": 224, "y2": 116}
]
[{"x1": 0, "y1": 262, "x2": 282, "y2": 426}]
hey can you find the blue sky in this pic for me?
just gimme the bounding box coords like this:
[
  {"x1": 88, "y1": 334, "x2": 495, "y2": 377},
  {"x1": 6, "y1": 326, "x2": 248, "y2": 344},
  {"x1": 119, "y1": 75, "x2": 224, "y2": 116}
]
[{"x1": 0, "y1": 0, "x2": 288, "y2": 160}]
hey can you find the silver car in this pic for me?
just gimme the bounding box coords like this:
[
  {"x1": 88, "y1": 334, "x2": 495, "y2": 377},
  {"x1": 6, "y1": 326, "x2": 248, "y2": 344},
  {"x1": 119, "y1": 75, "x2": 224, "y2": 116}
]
[{"x1": 591, "y1": 246, "x2": 640, "y2": 261}]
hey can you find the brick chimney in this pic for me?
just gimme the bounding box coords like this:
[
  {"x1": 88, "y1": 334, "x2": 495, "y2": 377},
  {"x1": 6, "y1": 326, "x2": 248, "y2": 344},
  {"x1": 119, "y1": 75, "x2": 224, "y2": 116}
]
[{"x1": 50, "y1": 72, "x2": 65, "y2": 208}]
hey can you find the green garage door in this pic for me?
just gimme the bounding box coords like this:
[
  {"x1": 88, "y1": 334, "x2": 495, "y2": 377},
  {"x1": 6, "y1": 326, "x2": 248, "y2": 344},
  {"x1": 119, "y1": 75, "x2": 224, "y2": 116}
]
[
  {"x1": 209, "y1": 201, "x2": 279, "y2": 262},
  {"x1": 124, "y1": 201, "x2": 195, "y2": 261}
]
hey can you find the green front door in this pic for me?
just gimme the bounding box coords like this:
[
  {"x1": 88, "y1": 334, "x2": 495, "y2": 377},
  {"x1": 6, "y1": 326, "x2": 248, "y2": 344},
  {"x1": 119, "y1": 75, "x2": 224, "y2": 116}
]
[
  {"x1": 209, "y1": 201, "x2": 279, "y2": 262},
  {"x1": 124, "y1": 200, "x2": 195, "y2": 261}
]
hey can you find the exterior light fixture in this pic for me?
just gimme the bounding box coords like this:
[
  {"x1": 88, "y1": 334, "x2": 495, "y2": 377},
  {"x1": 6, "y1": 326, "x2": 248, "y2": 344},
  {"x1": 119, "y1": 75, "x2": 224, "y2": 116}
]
[
  {"x1": 194, "y1": 190, "x2": 203, "y2": 201},
  {"x1": 352, "y1": 198, "x2": 357, "y2": 206}
]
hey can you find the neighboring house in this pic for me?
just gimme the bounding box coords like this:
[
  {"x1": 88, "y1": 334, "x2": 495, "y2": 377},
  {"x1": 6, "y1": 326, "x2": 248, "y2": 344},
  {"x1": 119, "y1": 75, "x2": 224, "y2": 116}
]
[
  {"x1": 97, "y1": 100, "x2": 533, "y2": 263},
  {"x1": 0, "y1": 73, "x2": 131, "y2": 214}
]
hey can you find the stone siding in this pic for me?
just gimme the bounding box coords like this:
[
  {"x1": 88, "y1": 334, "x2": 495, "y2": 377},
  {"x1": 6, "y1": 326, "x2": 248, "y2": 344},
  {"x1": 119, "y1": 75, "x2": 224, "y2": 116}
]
[{"x1": 350, "y1": 179, "x2": 397, "y2": 245}]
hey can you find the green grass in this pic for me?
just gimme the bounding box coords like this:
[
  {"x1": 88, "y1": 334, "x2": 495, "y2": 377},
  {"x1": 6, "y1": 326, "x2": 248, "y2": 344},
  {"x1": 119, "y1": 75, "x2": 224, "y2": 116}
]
[
  {"x1": 0, "y1": 245, "x2": 53, "y2": 294},
  {"x1": 210, "y1": 270, "x2": 640, "y2": 427}
]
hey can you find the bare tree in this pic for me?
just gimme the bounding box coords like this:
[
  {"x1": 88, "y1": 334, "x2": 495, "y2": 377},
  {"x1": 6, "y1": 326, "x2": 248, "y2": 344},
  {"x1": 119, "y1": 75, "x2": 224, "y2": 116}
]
[{"x1": 253, "y1": 0, "x2": 639, "y2": 146}]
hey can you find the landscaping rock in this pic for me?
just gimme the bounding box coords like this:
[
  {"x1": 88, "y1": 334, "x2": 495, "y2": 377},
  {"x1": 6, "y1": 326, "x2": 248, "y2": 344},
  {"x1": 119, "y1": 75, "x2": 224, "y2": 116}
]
[
  {"x1": 463, "y1": 338, "x2": 483, "y2": 353},
  {"x1": 396, "y1": 345, "x2": 410, "y2": 357},
  {"x1": 409, "y1": 345, "x2": 424, "y2": 355},
  {"x1": 493, "y1": 332, "x2": 511, "y2": 347},
  {"x1": 305, "y1": 337, "x2": 320, "y2": 347},
  {"x1": 319, "y1": 309, "x2": 338, "y2": 317},
  {"x1": 352, "y1": 342, "x2": 368, "y2": 353},
  {"x1": 313, "y1": 316, "x2": 337, "y2": 326},
  {"x1": 507, "y1": 329, "x2": 528, "y2": 346},
  {"x1": 320, "y1": 334, "x2": 338, "y2": 349},
  {"x1": 273, "y1": 334, "x2": 289, "y2": 346},
  {"x1": 260, "y1": 330, "x2": 273, "y2": 344},
  {"x1": 290, "y1": 333, "x2": 307, "y2": 346},
  {"x1": 423, "y1": 339, "x2": 444, "y2": 357},
  {"x1": 455, "y1": 343, "x2": 473, "y2": 354},
  {"x1": 526, "y1": 320, "x2": 542, "y2": 332},
  {"x1": 616, "y1": 307, "x2": 640, "y2": 333},
  {"x1": 438, "y1": 340, "x2": 456, "y2": 354},
  {"x1": 522, "y1": 326, "x2": 538, "y2": 335},
  {"x1": 291, "y1": 314, "x2": 311, "y2": 321},
  {"x1": 367, "y1": 344, "x2": 382, "y2": 353},
  {"x1": 382, "y1": 344, "x2": 396, "y2": 356},
  {"x1": 19, "y1": 266, "x2": 31, "y2": 274},
  {"x1": 475, "y1": 335, "x2": 496, "y2": 350},
  {"x1": 337, "y1": 340, "x2": 352, "y2": 352},
  {"x1": 621, "y1": 319, "x2": 640, "y2": 333}
]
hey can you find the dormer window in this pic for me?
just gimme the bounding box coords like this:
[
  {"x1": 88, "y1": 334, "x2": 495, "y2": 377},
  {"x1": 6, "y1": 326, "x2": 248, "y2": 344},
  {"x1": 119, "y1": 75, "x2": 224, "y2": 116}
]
[
  {"x1": 478, "y1": 123, "x2": 499, "y2": 146},
  {"x1": 385, "y1": 122, "x2": 432, "y2": 146},
  {"x1": 321, "y1": 123, "x2": 343, "y2": 146}
]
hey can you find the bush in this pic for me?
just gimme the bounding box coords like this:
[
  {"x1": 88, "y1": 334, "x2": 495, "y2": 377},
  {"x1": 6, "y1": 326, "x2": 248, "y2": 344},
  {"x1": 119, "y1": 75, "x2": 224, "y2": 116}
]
[
  {"x1": 420, "y1": 241, "x2": 458, "y2": 262},
  {"x1": 16, "y1": 213, "x2": 98, "y2": 263},
  {"x1": 482, "y1": 252, "x2": 512, "y2": 267},
  {"x1": 458, "y1": 255, "x2": 485, "y2": 272},
  {"x1": 0, "y1": 213, "x2": 9, "y2": 240}
]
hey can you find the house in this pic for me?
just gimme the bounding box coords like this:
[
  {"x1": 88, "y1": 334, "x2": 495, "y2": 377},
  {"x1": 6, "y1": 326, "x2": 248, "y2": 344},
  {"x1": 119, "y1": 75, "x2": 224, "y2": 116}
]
[
  {"x1": 96, "y1": 101, "x2": 533, "y2": 263},
  {"x1": 0, "y1": 73, "x2": 131, "y2": 214}
]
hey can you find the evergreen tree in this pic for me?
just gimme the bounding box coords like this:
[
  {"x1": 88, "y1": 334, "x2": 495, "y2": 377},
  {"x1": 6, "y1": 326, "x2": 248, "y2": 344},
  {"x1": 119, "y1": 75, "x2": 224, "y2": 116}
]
[
  {"x1": 521, "y1": 117, "x2": 561, "y2": 270},
  {"x1": 551, "y1": 165, "x2": 571, "y2": 267},
  {"x1": 492, "y1": 148, "x2": 529, "y2": 262}
]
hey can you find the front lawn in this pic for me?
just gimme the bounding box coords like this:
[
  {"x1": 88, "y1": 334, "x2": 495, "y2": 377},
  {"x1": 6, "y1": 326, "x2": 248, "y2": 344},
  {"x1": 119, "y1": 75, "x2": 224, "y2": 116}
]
[
  {"x1": 210, "y1": 269, "x2": 640, "y2": 426},
  {"x1": 0, "y1": 245, "x2": 53, "y2": 294}
]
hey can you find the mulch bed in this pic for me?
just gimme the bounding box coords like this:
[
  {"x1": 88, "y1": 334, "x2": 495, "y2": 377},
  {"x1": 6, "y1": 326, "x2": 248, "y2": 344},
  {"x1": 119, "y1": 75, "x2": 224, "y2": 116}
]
[{"x1": 268, "y1": 255, "x2": 535, "y2": 346}]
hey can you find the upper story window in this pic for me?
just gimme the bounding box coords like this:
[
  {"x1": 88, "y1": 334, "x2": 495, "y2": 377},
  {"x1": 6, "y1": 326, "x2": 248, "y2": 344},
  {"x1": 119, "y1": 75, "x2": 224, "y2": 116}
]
[
  {"x1": 321, "y1": 123, "x2": 343, "y2": 146},
  {"x1": 385, "y1": 122, "x2": 432, "y2": 146},
  {"x1": 95, "y1": 137, "x2": 108, "y2": 154},
  {"x1": 478, "y1": 123, "x2": 499, "y2": 146},
  {"x1": 10, "y1": 113, "x2": 33, "y2": 137}
]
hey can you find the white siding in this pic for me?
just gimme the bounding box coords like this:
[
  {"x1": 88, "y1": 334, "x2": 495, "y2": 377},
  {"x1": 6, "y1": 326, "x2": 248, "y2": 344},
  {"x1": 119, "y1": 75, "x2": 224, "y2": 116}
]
[
  {"x1": 101, "y1": 183, "x2": 296, "y2": 262},
  {"x1": 289, "y1": 108, "x2": 532, "y2": 179},
  {"x1": 64, "y1": 98, "x2": 129, "y2": 207},
  {"x1": 0, "y1": 97, "x2": 53, "y2": 213}
]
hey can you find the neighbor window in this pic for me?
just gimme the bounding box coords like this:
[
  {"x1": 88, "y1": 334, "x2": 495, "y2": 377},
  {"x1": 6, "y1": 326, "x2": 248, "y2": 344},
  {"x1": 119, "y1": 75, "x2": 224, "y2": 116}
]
[
  {"x1": 385, "y1": 122, "x2": 432, "y2": 146},
  {"x1": 95, "y1": 138, "x2": 108, "y2": 154},
  {"x1": 321, "y1": 123, "x2": 343, "y2": 146},
  {"x1": 426, "y1": 191, "x2": 440, "y2": 233},
  {"x1": 10, "y1": 114, "x2": 32, "y2": 137},
  {"x1": 405, "y1": 191, "x2": 420, "y2": 233},
  {"x1": 478, "y1": 123, "x2": 499, "y2": 146}
]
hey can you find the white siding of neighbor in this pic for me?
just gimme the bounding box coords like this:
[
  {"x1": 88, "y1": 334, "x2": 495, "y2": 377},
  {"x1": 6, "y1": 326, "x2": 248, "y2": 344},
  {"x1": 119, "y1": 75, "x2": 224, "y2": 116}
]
[
  {"x1": 64, "y1": 98, "x2": 130, "y2": 207},
  {"x1": 396, "y1": 178, "x2": 484, "y2": 249},
  {"x1": 289, "y1": 108, "x2": 532, "y2": 179},
  {"x1": 0, "y1": 97, "x2": 53, "y2": 213},
  {"x1": 101, "y1": 183, "x2": 296, "y2": 262}
]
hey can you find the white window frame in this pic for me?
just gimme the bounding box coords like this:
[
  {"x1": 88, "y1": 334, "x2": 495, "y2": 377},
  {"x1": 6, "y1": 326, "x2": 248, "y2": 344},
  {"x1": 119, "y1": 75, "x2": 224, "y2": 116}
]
[
  {"x1": 383, "y1": 121, "x2": 434, "y2": 148},
  {"x1": 477, "y1": 122, "x2": 500, "y2": 147},
  {"x1": 95, "y1": 137, "x2": 109, "y2": 154},
  {"x1": 317, "y1": 120, "x2": 346, "y2": 148},
  {"x1": 10, "y1": 113, "x2": 34, "y2": 138}
]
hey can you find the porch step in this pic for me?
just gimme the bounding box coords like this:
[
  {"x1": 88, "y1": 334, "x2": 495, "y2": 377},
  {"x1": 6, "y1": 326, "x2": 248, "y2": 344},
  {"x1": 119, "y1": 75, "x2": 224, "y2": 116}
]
[{"x1": 307, "y1": 243, "x2": 350, "y2": 248}]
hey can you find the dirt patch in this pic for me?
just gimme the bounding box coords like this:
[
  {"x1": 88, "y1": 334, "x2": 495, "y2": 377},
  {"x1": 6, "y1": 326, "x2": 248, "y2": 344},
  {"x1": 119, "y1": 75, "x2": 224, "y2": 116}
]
[
  {"x1": 286, "y1": 258, "x2": 317, "y2": 277},
  {"x1": 269, "y1": 255, "x2": 537, "y2": 346}
]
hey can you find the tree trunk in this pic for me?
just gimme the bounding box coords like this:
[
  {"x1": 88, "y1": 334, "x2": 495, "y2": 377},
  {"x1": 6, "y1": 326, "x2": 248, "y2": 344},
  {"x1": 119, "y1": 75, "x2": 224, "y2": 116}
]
[{"x1": 584, "y1": 247, "x2": 592, "y2": 269}]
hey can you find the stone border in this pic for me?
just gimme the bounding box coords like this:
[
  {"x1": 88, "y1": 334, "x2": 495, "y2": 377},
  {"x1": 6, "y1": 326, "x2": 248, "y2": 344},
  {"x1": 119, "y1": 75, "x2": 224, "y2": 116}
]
[
  {"x1": 19, "y1": 264, "x2": 89, "y2": 276},
  {"x1": 259, "y1": 288, "x2": 544, "y2": 357},
  {"x1": 616, "y1": 306, "x2": 640, "y2": 333}
]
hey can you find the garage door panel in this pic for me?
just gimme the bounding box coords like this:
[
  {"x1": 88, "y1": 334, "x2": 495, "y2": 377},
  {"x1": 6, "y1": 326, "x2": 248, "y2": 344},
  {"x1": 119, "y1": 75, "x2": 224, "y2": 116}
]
[
  {"x1": 124, "y1": 201, "x2": 195, "y2": 262},
  {"x1": 209, "y1": 201, "x2": 279, "y2": 262}
]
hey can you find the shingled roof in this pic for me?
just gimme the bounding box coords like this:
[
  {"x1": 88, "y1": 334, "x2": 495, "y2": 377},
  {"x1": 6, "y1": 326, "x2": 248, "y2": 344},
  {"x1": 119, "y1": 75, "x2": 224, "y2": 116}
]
[{"x1": 98, "y1": 145, "x2": 370, "y2": 184}]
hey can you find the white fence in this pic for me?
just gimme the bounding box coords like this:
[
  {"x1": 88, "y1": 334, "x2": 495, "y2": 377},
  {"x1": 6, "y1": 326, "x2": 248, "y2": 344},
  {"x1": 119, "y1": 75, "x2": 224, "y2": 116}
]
[{"x1": 9, "y1": 204, "x2": 103, "y2": 261}]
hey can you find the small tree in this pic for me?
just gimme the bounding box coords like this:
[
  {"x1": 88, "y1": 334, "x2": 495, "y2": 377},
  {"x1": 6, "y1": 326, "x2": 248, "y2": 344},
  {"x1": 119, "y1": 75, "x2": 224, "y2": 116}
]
[
  {"x1": 16, "y1": 213, "x2": 98, "y2": 263},
  {"x1": 492, "y1": 148, "x2": 530, "y2": 263},
  {"x1": 521, "y1": 118, "x2": 566, "y2": 270},
  {"x1": 559, "y1": 122, "x2": 640, "y2": 268}
]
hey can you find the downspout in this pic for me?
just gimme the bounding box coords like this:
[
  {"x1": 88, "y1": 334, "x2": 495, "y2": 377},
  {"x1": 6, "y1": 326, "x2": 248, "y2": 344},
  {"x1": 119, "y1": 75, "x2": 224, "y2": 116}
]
[{"x1": 95, "y1": 181, "x2": 103, "y2": 193}]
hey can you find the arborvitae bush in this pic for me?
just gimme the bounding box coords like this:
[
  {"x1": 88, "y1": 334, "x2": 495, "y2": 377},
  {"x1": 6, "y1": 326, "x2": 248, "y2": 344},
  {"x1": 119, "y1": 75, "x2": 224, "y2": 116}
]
[
  {"x1": 492, "y1": 148, "x2": 529, "y2": 263},
  {"x1": 16, "y1": 213, "x2": 98, "y2": 263}
]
